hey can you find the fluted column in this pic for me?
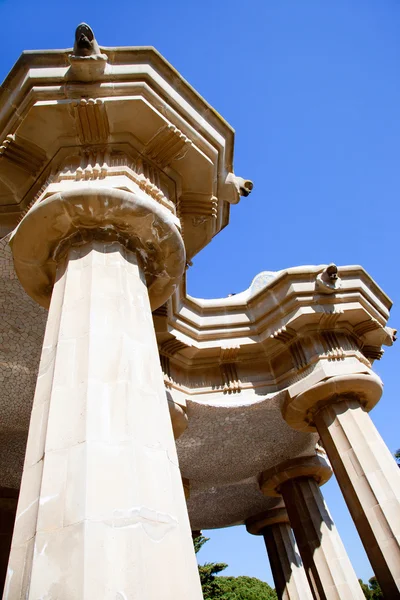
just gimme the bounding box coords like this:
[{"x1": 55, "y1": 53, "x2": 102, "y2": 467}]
[
  {"x1": 247, "y1": 506, "x2": 313, "y2": 600},
  {"x1": 0, "y1": 489, "x2": 18, "y2": 597},
  {"x1": 260, "y1": 455, "x2": 364, "y2": 600},
  {"x1": 284, "y1": 373, "x2": 400, "y2": 598},
  {"x1": 3, "y1": 187, "x2": 202, "y2": 599}
]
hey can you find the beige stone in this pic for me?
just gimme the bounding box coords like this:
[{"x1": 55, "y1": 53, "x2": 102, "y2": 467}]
[
  {"x1": 246, "y1": 507, "x2": 313, "y2": 600},
  {"x1": 260, "y1": 456, "x2": 364, "y2": 600},
  {"x1": 0, "y1": 22, "x2": 399, "y2": 600},
  {"x1": 5, "y1": 242, "x2": 202, "y2": 600},
  {"x1": 314, "y1": 397, "x2": 400, "y2": 598}
]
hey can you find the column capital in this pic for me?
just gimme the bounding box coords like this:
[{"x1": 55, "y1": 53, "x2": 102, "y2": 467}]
[
  {"x1": 259, "y1": 454, "x2": 332, "y2": 498},
  {"x1": 10, "y1": 186, "x2": 186, "y2": 311},
  {"x1": 168, "y1": 396, "x2": 188, "y2": 440},
  {"x1": 246, "y1": 504, "x2": 289, "y2": 535},
  {"x1": 283, "y1": 372, "x2": 383, "y2": 432}
]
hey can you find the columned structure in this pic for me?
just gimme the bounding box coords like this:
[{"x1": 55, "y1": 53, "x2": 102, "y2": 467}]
[
  {"x1": 260, "y1": 455, "x2": 364, "y2": 600},
  {"x1": 284, "y1": 372, "x2": 400, "y2": 598},
  {"x1": 0, "y1": 22, "x2": 399, "y2": 600},
  {"x1": 247, "y1": 505, "x2": 313, "y2": 600}
]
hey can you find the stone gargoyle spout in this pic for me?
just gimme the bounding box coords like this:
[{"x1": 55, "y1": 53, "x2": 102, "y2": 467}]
[
  {"x1": 225, "y1": 173, "x2": 254, "y2": 204},
  {"x1": 73, "y1": 23, "x2": 102, "y2": 58}
]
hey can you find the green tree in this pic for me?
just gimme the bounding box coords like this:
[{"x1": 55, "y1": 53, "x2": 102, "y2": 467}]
[
  {"x1": 194, "y1": 535, "x2": 277, "y2": 599},
  {"x1": 359, "y1": 578, "x2": 372, "y2": 599},
  {"x1": 217, "y1": 575, "x2": 277, "y2": 599},
  {"x1": 194, "y1": 534, "x2": 227, "y2": 599},
  {"x1": 395, "y1": 448, "x2": 400, "y2": 467},
  {"x1": 359, "y1": 576, "x2": 383, "y2": 599},
  {"x1": 368, "y1": 576, "x2": 383, "y2": 599}
]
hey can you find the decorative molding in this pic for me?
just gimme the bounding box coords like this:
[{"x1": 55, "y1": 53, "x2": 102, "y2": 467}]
[
  {"x1": 0, "y1": 134, "x2": 46, "y2": 175},
  {"x1": 362, "y1": 346, "x2": 384, "y2": 361},
  {"x1": 219, "y1": 345, "x2": 241, "y2": 394},
  {"x1": 220, "y1": 346, "x2": 240, "y2": 363},
  {"x1": 73, "y1": 98, "x2": 110, "y2": 145},
  {"x1": 270, "y1": 326, "x2": 296, "y2": 345},
  {"x1": 144, "y1": 124, "x2": 192, "y2": 168},
  {"x1": 160, "y1": 338, "x2": 188, "y2": 357},
  {"x1": 320, "y1": 331, "x2": 346, "y2": 360},
  {"x1": 354, "y1": 319, "x2": 381, "y2": 338},
  {"x1": 220, "y1": 362, "x2": 241, "y2": 394},
  {"x1": 56, "y1": 151, "x2": 171, "y2": 209},
  {"x1": 160, "y1": 354, "x2": 172, "y2": 388},
  {"x1": 318, "y1": 307, "x2": 344, "y2": 330},
  {"x1": 178, "y1": 194, "x2": 218, "y2": 220},
  {"x1": 153, "y1": 303, "x2": 169, "y2": 318},
  {"x1": 290, "y1": 340, "x2": 308, "y2": 370}
]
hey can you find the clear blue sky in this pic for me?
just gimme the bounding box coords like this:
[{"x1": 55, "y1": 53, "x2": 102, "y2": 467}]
[{"x1": 1, "y1": 0, "x2": 399, "y2": 588}]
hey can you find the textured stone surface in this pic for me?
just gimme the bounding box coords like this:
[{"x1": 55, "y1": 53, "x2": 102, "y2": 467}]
[
  {"x1": 315, "y1": 398, "x2": 400, "y2": 598},
  {"x1": 5, "y1": 242, "x2": 202, "y2": 600}
]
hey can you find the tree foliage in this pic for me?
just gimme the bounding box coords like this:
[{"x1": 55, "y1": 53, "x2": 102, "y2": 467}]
[
  {"x1": 359, "y1": 576, "x2": 383, "y2": 599},
  {"x1": 395, "y1": 448, "x2": 400, "y2": 467},
  {"x1": 194, "y1": 535, "x2": 277, "y2": 599},
  {"x1": 218, "y1": 576, "x2": 277, "y2": 599}
]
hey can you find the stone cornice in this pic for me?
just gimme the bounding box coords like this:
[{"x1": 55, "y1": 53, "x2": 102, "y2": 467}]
[{"x1": 163, "y1": 266, "x2": 392, "y2": 349}]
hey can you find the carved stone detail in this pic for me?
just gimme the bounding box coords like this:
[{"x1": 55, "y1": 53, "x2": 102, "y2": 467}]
[
  {"x1": 225, "y1": 173, "x2": 253, "y2": 204},
  {"x1": 290, "y1": 340, "x2": 308, "y2": 370},
  {"x1": 160, "y1": 354, "x2": 172, "y2": 388},
  {"x1": 144, "y1": 124, "x2": 192, "y2": 168},
  {"x1": 0, "y1": 135, "x2": 46, "y2": 175},
  {"x1": 57, "y1": 151, "x2": 169, "y2": 208},
  {"x1": 362, "y1": 346, "x2": 384, "y2": 361},
  {"x1": 354, "y1": 319, "x2": 381, "y2": 338},
  {"x1": 73, "y1": 98, "x2": 110, "y2": 145},
  {"x1": 160, "y1": 338, "x2": 188, "y2": 357},
  {"x1": 318, "y1": 307, "x2": 344, "y2": 329},
  {"x1": 315, "y1": 264, "x2": 342, "y2": 294},
  {"x1": 220, "y1": 362, "x2": 241, "y2": 394},
  {"x1": 219, "y1": 346, "x2": 241, "y2": 394},
  {"x1": 270, "y1": 326, "x2": 296, "y2": 344},
  {"x1": 178, "y1": 194, "x2": 218, "y2": 219}
]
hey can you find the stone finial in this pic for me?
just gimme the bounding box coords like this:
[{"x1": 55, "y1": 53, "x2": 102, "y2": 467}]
[
  {"x1": 72, "y1": 23, "x2": 102, "y2": 58},
  {"x1": 315, "y1": 263, "x2": 341, "y2": 294},
  {"x1": 225, "y1": 173, "x2": 253, "y2": 204}
]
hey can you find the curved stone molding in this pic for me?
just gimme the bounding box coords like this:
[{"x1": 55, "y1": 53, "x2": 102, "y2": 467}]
[
  {"x1": 260, "y1": 454, "x2": 332, "y2": 498},
  {"x1": 10, "y1": 186, "x2": 186, "y2": 311},
  {"x1": 283, "y1": 372, "x2": 383, "y2": 432},
  {"x1": 246, "y1": 505, "x2": 314, "y2": 600},
  {"x1": 168, "y1": 396, "x2": 188, "y2": 440},
  {"x1": 246, "y1": 505, "x2": 289, "y2": 534}
]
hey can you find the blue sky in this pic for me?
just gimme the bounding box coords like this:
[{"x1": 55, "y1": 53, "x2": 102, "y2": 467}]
[{"x1": 1, "y1": 0, "x2": 399, "y2": 587}]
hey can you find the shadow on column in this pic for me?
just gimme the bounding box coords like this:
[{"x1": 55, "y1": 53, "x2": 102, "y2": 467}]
[{"x1": 0, "y1": 487, "x2": 19, "y2": 597}]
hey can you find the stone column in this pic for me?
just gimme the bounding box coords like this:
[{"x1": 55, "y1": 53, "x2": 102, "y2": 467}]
[
  {"x1": 4, "y1": 188, "x2": 203, "y2": 599},
  {"x1": 246, "y1": 506, "x2": 313, "y2": 600},
  {"x1": 0, "y1": 489, "x2": 18, "y2": 597},
  {"x1": 260, "y1": 455, "x2": 364, "y2": 600},
  {"x1": 284, "y1": 373, "x2": 400, "y2": 599}
]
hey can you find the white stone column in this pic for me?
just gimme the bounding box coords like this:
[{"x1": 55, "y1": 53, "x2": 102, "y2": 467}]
[
  {"x1": 284, "y1": 373, "x2": 400, "y2": 598},
  {"x1": 247, "y1": 507, "x2": 313, "y2": 600},
  {"x1": 4, "y1": 241, "x2": 202, "y2": 600},
  {"x1": 260, "y1": 455, "x2": 364, "y2": 600}
]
